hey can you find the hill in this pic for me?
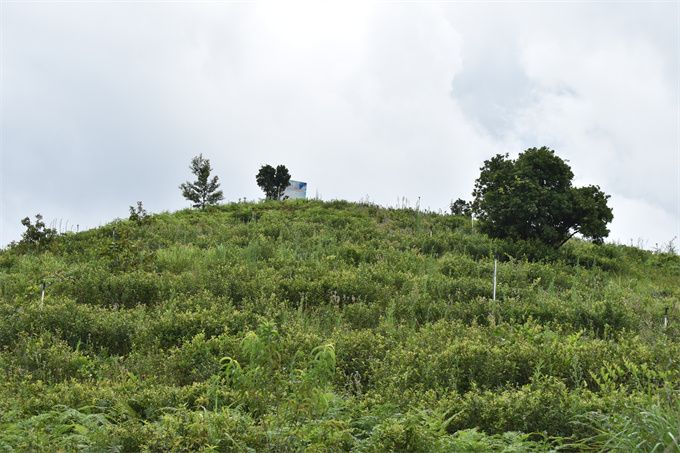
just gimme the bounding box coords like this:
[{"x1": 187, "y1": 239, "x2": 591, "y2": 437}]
[{"x1": 1, "y1": 199, "x2": 679, "y2": 452}]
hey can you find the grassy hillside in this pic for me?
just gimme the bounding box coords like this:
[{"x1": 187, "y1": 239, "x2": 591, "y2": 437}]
[{"x1": 1, "y1": 199, "x2": 679, "y2": 452}]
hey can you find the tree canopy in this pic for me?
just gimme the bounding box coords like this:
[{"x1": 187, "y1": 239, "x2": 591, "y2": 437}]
[
  {"x1": 256, "y1": 164, "x2": 291, "y2": 201},
  {"x1": 20, "y1": 213, "x2": 56, "y2": 247},
  {"x1": 472, "y1": 146, "x2": 613, "y2": 248},
  {"x1": 179, "y1": 154, "x2": 224, "y2": 209},
  {"x1": 450, "y1": 198, "x2": 472, "y2": 216}
]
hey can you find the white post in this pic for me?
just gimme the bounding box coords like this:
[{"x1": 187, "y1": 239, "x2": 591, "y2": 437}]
[
  {"x1": 41, "y1": 282, "x2": 46, "y2": 310},
  {"x1": 493, "y1": 253, "x2": 498, "y2": 301}
]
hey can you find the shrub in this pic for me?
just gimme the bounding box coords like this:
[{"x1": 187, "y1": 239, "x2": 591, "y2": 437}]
[
  {"x1": 7, "y1": 331, "x2": 91, "y2": 383},
  {"x1": 220, "y1": 321, "x2": 338, "y2": 451}
]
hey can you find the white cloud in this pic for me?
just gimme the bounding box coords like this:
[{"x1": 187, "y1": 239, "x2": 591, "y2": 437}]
[
  {"x1": 513, "y1": 21, "x2": 678, "y2": 212},
  {"x1": 1, "y1": 2, "x2": 677, "y2": 250},
  {"x1": 608, "y1": 195, "x2": 679, "y2": 250}
]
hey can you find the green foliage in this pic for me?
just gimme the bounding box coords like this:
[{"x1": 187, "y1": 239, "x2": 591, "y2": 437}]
[
  {"x1": 256, "y1": 164, "x2": 291, "y2": 200},
  {"x1": 0, "y1": 199, "x2": 677, "y2": 451},
  {"x1": 473, "y1": 147, "x2": 613, "y2": 248},
  {"x1": 450, "y1": 198, "x2": 472, "y2": 216},
  {"x1": 179, "y1": 154, "x2": 225, "y2": 209},
  {"x1": 220, "y1": 321, "x2": 339, "y2": 451},
  {"x1": 580, "y1": 389, "x2": 680, "y2": 452},
  {"x1": 6, "y1": 331, "x2": 92, "y2": 383},
  {"x1": 97, "y1": 223, "x2": 157, "y2": 273},
  {"x1": 128, "y1": 201, "x2": 153, "y2": 227},
  {"x1": 17, "y1": 213, "x2": 57, "y2": 252},
  {"x1": 0, "y1": 404, "x2": 114, "y2": 452}
]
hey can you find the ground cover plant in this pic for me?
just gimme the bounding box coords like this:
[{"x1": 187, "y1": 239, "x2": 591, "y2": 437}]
[{"x1": 1, "y1": 198, "x2": 679, "y2": 452}]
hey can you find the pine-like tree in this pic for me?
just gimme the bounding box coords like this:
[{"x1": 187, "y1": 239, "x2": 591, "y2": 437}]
[{"x1": 179, "y1": 154, "x2": 224, "y2": 209}]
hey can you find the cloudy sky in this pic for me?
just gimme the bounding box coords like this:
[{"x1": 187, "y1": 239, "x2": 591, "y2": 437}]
[{"x1": 1, "y1": 1, "x2": 678, "y2": 251}]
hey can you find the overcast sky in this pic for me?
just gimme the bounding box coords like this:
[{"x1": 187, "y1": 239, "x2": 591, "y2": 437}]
[{"x1": 1, "y1": 1, "x2": 678, "y2": 251}]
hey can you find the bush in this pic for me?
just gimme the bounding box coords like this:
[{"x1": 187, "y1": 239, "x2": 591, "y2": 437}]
[
  {"x1": 445, "y1": 375, "x2": 625, "y2": 439},
  {"x1": 7, "y1": 331, "x2": 91, "y2": 383}
]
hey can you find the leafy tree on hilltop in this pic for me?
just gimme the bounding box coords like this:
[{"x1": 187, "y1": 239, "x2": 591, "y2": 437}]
[
  {"x1": 256, "y1": 164, "x2": 291, "y2": 200},
  {"x1": 20, "y1": 213, "x2": 56, "y2": 248},
  {"x1": 179, "y1": 154, "x2": 224, "y2": 209},
  {"x1": 472, "y1": 146, "x2": 613, "y2": 248},
  {"x1": 129, "y1": 201, "x2": 153, "y2": 226},
  {"x1": 450, "y1": 198, "x2": 472, "y2": 216}
]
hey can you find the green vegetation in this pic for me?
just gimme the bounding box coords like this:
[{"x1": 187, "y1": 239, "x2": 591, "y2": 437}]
[
  {"x1": 1, "y1": 199, "x2": 678, "y2": 452},
  {"x1": 16, "y1": 214, "x2": 57, "y2": 253},
  {"x1": 450, "y1": 198, "x2": 472, "y2": 217},
  {"x1": 179, "y1": 154, "x2": 225, "y2": 209},
  {"x1": 473, "y1": 147, "x2": 613, "y2": 248},
  {"x1": 257, "y1": 164, "x2": 292, "y2": 201}
]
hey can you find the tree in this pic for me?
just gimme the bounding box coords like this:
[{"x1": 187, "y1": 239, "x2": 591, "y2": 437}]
[
  {"x1": 256, "y1": 164, "x2": 291, "y2": 200},
  {"x1": 20, "y1": 213, "x2": 56, "y2": 247},
  {"x1": 450, "y1": 198, "x2": 472, "y2": 216},
  {"x1": 129, "y1": 201, "x2": 152, "y2": 226},
  {"x1": 472, "y1": 146, "x2": 613, "y2": 248},
  {"x1": 179, "y1": 154, "x2": 224, "y2": 209}
]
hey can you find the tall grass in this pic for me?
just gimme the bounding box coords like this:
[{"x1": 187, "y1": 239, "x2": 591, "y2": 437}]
[{"x1": 582, "y1": 393, "x2": 680, "y2": 452}]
